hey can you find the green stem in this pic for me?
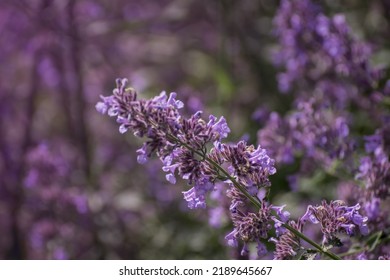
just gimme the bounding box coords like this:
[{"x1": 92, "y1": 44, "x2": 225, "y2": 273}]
[{"x1": 166, "y1": 134, "x2": 341, "y2": 260}]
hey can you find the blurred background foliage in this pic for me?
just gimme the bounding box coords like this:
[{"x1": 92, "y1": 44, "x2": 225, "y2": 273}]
[{"x1": 0, "y1": 0, "x2": 389, "y2": 259}]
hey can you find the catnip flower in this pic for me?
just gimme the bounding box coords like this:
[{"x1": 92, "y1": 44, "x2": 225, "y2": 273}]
[
  {"x1": 225, "y1": 186, "x2": 291, "y2": 257},
  {"x1": 301, "y1": 200, "x2": 368, "y2": 246},
  {"x1": 96, "y1": 78, "x2": 276, "y2": 211},
  {"x1": 97, "y1": 78, "x2": 281, "y2": 257},
  {"x1": 273, "y1": 0, "x2": 379, "y2": 100},
  {"x1": 258, "y1": 98, "x2": 354, "y2": 174},
  {"x1": 270, "y1": 220, "x2": 303, "y2": 260}
]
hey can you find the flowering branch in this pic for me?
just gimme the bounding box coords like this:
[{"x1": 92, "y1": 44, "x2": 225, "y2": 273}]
[
  {"x1": 167, "y1": 133, "x2": 341, "y2": 260},
  {"x1": 96, "y1": 78, "x2": 368, "y2": 260}
]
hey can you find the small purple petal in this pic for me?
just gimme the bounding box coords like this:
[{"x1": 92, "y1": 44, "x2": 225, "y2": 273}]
[
  {"x1": 95, "y1": 102, "x2": 107, "y2": 114},
  {"x1": 225, "y1": 230, "x2": 238, "y2": 247},
  {"x1": 256, "y1": 241, "x2": 268, "y2": 257},
  {"x1": 166, "y1": 173, "x2": 176, "y2": 184}
]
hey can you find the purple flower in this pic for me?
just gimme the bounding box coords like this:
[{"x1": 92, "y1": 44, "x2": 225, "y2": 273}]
[
  {"x1": 182, "y1": 178, "x2": 214, "y2": 209},
  {"x1": 364, "y1": 198, "x2": 381, "y2": 220},
  {"x1": 364, "y1": 134, "x2": 382, "y2": 154},
  {"x1": 228, "y1": 199, "x2": 274, "y2": 254},
  {"x1": 240, "y1": 243, "x2": 249, "y2": 256},
  {"x1": 22, "y1": 143, "x2": 92, "y2": 259},
  {"x1": 302, "y1": 200, "x2": 369, "y2": 245},
  {"x1": 97, "y1": 78, "x2": 278, "y2": 256},
  {"x1": 356, "y1": 133, "x2": 390, "y2": 200},
  {"x1": 273, "y1": 0, "x2": 377, "y2": 100},
  {"x1": 136, "y1": 144, "x2": 148, "y2": 164},
  {"x1": 207, "y1": 115, "x2": 231, "y2": 141},
  {"x1": 357, "y1": 253, "x2": 367, "y2": 260},
  {"x1": 258, "y1": 98, "x2": 354, "y2": 174},
  {"x1": 256, "y1": 241, "x2": 268, "y2": 257},
  {"x1": 208, "y1": 207, "x2": 226, "y2": 228},
  {"x1": 272, "y1": 204, "x2": 291, "y2": 223},
  {"x1": 210, "y1": 140, "x2": 276, "y2": 191},
  {"x1": 95, "y1": 101, "x2": 108, "y2": 114},
  {"x1": 225, "y1": 229, "x2": 238, "y2": 247},
  {"x1": 270, "y1": 220, "x2": 302, "y2": 260}
]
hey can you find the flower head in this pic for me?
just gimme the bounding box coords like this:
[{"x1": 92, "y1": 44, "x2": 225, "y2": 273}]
[
  {"x1": 97, "y1": 78, "x2": 276, "y2": 211},
  {"x1": 270, "y1": 220, "x2": 302, "y2": 260},
  {"x1": 301, "y1": 200, "x2": 369, "y2": 245}
]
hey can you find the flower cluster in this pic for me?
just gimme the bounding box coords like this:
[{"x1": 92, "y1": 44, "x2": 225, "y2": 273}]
[
  {"x1": 22, "y1": 144, "x2": 92, "y2": 259},
  {"x1": 224, "y1": 187, "x2": 289, "y2": 257},
  {"x1": 356, "y1": 127, "x2": 390, "y2": 227},
  {"x1": 97, "y1": 76, "x2": 376, "y2": 259},
  {"x1": 302, "y1": 200, "x2": 368, "y2": 246},
  {"x1": 94, "y1": 0, "x2": 390, "y2": 260},
  {"x1": 259, "y1": 0, "x2": 390, "y2": 260},
  {"x1": 270, "y1": 221, "x2": 303, "y2": 260},
  {"x1": 269, "y1": 200, "x2": 368, "y2": 260},
  {"x1": 97, "y1": 78, "x2": 301, "y2": 257},
  {"x1": 96, "y1": 79, "x2": 275, "y2": 212},
  {"x1": 258, "y1": 98, "x2": 354, "y2": 175},
  {"x1": 273, "y1": 0, "x2": 380, "y2": 102},
  {"x1": 6, "y1": 0, "x2": 390, "y2": 261}
]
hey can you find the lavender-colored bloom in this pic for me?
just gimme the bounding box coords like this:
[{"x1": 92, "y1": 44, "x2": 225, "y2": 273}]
[
  {"x1": 225, "y1": 186, "x2": 280, "y2": 257},
  {"x1": 207, "y1": 115, "x2": 231, "y2": 142},
  {"x1": 23, "y1": 144, "x2": 68, "y2": 188},
  {"x1": 227, "y1": 205, "x2": 273, "y2": 257},
  {"x1": 357, "y1": 253, "x2": 367, "y2": 260},
  {"x1": 356, "y1": 132, "x2": 390, "y2": 200},
  {"x1": 364, "y1": 198, "x2": 381, "y2": 220},
  {"x1": 136, "y1": 144, "x2": 149, "y2": 164},
  {"x1": 364, "y1": 134, "x2": 382, "y2": 154},
  {"x1": 272, "y1": 205, "x2": 291, "y2": 223},
  {"x1": 103, "y1": 76, "x2": 281, "y2": 256},
  {"x1": 270, "y1": 220, "x2": 302, "y2": 260},
  {"x1": 256, "y1": 241, "x2": 268, "y2": 257},
  {"x1": 95, "y1": 101, "x2": 108, "y2": 114},
  {"x1": 301, "y1": 200, "x2": 369, "y2": 245},
  {"x1": 166, "y1": 173, "x2": 176, "y2": 184},
  {"x1": 258, "y1": 98, "x2": 354, "y2": 174},
  {"x1": 354, "y1": 128, "x2": 390, "y2": 234},
  {"x1": 271, "y1": 217, "x2": 287, "y2": 237},
  {"x1": 209, "y1": 140, "x2": 276, "y2": 192},
  {"x1": 225, "y1": 229, "x2": 238, "y2": 247},
  {"x1": 240, "y1": 243, "x2": 249, "y2": 256},
  {"x1": 257, "y1": 112, "x2": 295, "y2": 165},
  {"x1": 22, "y1": 143, "x2": 92, "y2": 259},
  {"x1": 97, "y1": 79, "x2": 215, "y2": 208},
  {"x1": 270, "y1": 204, "x2": 291, "y2": 237},
  {"x1": 97, "y1": 78, "x2": 276, "y2": 211},
  {"x1": 182, "y1": 178, "x2": 214, "y2": 209},
  {"x1": 208, "y1": 207, "x2": 226, "y2": 228},
  {"x1": 208, "y1": 183, "x2": 229, "y2": 228},
  {"x1": 273, "y1": 0, "x2": 379, "y2": 101}
]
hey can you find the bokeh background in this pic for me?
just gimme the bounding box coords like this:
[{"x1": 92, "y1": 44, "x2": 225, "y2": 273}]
[{"x1": 1, "y1": 0, "x2": 389, "y2": 259}]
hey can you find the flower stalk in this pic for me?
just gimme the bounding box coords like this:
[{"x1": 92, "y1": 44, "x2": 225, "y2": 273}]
[
  {"x1": 167, "y1": 132, "x2": 341, "y2": 260},
  {"x1": 96, "y1": 78, "x2": 367, "y2": 259}
]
